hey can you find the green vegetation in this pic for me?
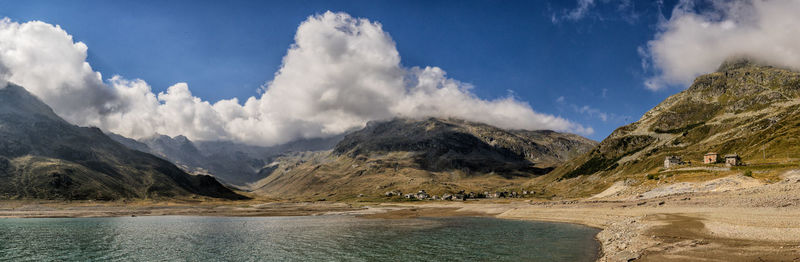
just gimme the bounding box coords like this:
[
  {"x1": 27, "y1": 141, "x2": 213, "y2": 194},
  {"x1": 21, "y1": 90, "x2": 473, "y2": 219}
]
[
  {"x1": 562, "y1": 156, "x2": 620, "y2": 179},
  {"x1": 654, "y1": 122, "x2": 705, "y2": 134},
  {"x1": 542, "y1": 62, "x2": 800, "y2": 198}
]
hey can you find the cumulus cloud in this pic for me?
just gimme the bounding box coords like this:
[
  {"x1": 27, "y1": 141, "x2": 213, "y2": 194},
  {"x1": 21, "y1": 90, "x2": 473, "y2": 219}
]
[
  {"x1": 642, "y1": 0, "x2": 800, "y2": 90},
  {"x1": 0, "y1": 18, "x2": 119, "y2": 122},
  {"x1": 0, "y1": 12, "x2": 592, "y2": 146}
]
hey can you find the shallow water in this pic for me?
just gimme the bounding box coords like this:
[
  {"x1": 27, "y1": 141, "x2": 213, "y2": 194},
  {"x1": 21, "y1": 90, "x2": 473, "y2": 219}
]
[{"x1": 0, "y1": 215, "x2": 599, "y2": 261}]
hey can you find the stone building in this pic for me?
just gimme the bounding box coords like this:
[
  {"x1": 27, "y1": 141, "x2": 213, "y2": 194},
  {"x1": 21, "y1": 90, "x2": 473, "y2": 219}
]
[
  {"x1": 704, "y1": 152, "x2": 718, "y2": 164},
  {"x1": 664, "y1": 156, "x2": 683, "y2": 168},
  {"x1": 725, "y1": 154, "x2": 741, "y2": 166}
]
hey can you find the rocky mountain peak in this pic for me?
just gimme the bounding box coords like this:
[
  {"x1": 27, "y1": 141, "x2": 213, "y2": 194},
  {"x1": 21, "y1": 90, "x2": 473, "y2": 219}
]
[
  {"x1": 715, "y1": 56, "x2": 770, "y2": 72},
  {"x1": 333, "y1": 117, "x2": 596, "y2": 174},
  {"x1": 0, "y1": 83, "x2": 64, "y2": 123}
]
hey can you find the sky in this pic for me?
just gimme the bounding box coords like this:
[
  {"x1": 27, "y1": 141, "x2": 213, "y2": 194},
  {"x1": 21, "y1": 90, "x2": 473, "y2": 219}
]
[{"x1": 1, "y1": 0, "x2": 799, "y2": 145}]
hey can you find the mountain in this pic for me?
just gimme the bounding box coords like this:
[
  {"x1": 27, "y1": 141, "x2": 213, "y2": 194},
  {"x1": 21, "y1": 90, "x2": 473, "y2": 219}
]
[
  {"x1": 539, "y1": 58, "x2": 800, "y2": 197},
  {"x1": 108, "y1": 132, "x2": 344, "y2": 186},
  {"x1": 0, "y1": 83, "x2": 246, "y2": 200},
  {"x1": 252, "y1": 118, "x2": 596, "y2": 199}
]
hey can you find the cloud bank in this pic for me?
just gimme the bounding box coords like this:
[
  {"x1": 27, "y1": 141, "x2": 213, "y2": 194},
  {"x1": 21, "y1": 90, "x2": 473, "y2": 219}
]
[
  {"x1": 0, "y1": 12, "x2": 591, "y2": 146},
  {"x1": 642, "y1": 0, "x2": 800, "y2": 90}
]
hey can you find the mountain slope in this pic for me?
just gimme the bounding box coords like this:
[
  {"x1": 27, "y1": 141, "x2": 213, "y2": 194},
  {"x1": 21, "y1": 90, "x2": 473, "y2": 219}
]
[
  {"x1": 253, "y1": 118, "x2": 596, "y2": 199},
  {"x1": 108, "y1": 132, "x2": 344, "y2": 186},
  {"x1": 0, "y1": 84, "x2": 246, "y2": 200},
  {"x1": 538, "y1": 59, "x2": 800, "y2": 197}
]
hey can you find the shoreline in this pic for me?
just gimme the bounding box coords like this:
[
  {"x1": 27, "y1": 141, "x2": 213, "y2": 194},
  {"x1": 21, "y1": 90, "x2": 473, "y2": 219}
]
[
  {"x1": 3, "y1": 191, "x2": 800, "y2": 261},
  {"x1": 350, "y1": 200, "x2": 800, "y2": 261}
]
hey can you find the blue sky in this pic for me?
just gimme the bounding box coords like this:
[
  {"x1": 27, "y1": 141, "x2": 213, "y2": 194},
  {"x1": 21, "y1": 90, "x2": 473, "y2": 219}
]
[{"x1": 0, "y1": 0, "x2": 684, "y2": 141}]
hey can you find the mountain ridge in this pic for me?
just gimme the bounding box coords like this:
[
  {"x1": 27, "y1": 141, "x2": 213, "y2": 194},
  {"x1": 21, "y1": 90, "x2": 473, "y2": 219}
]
[
  {"x1": 108, "y1": 132, "x2": 345, "y2": 186},
  {"x1": 0, "y1": 83, "x2": 246, "y2": 200},
  {"x1": 253, "y1": 117, "x2": 597, "y2": 199}
]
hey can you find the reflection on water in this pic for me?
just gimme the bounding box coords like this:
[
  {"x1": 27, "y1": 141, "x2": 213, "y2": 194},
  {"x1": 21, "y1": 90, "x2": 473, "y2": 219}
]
[{"x1": 0, "y1": 215, "x2": 599, "y2": 261}]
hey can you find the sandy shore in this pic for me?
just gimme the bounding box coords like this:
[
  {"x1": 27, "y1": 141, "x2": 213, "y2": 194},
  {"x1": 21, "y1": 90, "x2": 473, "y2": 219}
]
[{"x1": 350, "y1": 200, "x2": 800, "y2": 261}]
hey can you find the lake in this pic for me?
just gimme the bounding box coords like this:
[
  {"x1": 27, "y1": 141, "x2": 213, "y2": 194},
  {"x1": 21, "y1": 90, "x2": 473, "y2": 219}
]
[{"x1": 0, "y1": 215, "x2": 600, "y2": 261}]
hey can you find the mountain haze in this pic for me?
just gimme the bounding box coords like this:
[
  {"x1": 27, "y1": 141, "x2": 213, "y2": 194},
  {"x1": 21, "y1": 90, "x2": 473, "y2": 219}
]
[{"x1": 109, "y1": 132, "x2": 344, "y2": 186}]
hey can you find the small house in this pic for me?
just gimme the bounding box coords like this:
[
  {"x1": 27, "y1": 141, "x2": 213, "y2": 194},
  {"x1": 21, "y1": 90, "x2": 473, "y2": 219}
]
[
  {"x1": 704, "y1": 152, "x2": 718, "y2": 164},
  {"x1": 415, "y1": 190, "x2": 429, "y2": 199},
  {"x1": 724, "y1": 154, "x2": 741, "y2": 166},
  {"x1": 664, "y1": 156, "x2": 683, "y2": 168}
]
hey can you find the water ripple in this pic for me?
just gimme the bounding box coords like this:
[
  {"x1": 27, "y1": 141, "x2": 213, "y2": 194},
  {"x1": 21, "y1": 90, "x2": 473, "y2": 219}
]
[{"x1": 0, "y1": 216, "x2": 599, "y2": 261}]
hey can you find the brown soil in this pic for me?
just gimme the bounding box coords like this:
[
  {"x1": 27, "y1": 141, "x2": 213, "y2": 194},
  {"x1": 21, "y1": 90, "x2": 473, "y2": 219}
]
[
  {"x1": 640, "y1": 214, "x2": 800, "y2": 262},
  {"x1": 0, "y1": 200, "x2": 361, "y2": 218}
]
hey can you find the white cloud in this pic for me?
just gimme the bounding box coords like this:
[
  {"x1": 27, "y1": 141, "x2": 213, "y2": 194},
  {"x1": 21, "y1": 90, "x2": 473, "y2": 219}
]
[
  {"x1": 567, "y1": 0, "x2": 596, "y2": 20},
  {"x1": 642, "y1": 0, "x2": 800, "y2": 90},
  {"x1": 0, "y1": 18, "x2": 119, "y2": 123},
  {"x1": 556, "y1": 95, "x2": 628, "y2": 124},
  {"x1": 553, "y1": 0, "x2": 596, "y2": 23},
  {"x1": 551, "y1": 0, "x2": 644, "y2": 24},
  {"x1": 0, "y1": 12, "x2": 593, "y2": 146}
]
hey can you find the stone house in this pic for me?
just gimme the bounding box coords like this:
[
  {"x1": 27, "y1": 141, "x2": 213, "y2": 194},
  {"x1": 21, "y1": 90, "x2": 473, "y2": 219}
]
[
  {"x1": 384, "y1": 190, "x2": 402, "y2": 197},
  {"x1": 704, "y1": 152, "x2": 718, "y2": 164},
  {"x1": 725, "y1": 154, "x2": 741, "y2": 166},
  {"x1": 415, "y1": 190, "x2": 429, "y2": 199},
  {"x1": 664, "y1": 156, "x2": 683, "y2": 168}
]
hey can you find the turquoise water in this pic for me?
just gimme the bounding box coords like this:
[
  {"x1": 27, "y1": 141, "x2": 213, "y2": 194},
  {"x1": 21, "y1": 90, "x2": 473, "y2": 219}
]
[{"x1": 0, "y1": 215, "x2": 599, "y2": 261}]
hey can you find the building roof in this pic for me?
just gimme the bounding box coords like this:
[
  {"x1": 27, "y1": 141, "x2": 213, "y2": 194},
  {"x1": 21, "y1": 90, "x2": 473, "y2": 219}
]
[
  {"x1": 724, "y1": 154, "x2": 739, "y2": 158},
  {"x1": 705, "y1": 152, "x2": 718, "y2": 155}
]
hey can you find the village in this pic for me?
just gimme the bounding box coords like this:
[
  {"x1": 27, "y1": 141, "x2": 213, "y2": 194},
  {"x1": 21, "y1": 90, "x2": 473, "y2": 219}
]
[
  {"x1": 382, "y1": 189, "x2": 534, "y2": 201},
  {"x1": 664, "y1": 152, "x2": 742, "y2": 169},
  {"x1": 375, "y1": 152, "x2": 746, "y2": 201},
  {"x1": 376, "y1": 152, "x2": 746, "y2": 201}
]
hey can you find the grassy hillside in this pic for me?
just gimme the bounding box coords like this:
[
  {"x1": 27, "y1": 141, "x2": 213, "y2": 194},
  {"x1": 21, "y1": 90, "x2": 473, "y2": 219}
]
[{"x1": 533, "y1": 59, "x2": 800, "y2": 197}]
